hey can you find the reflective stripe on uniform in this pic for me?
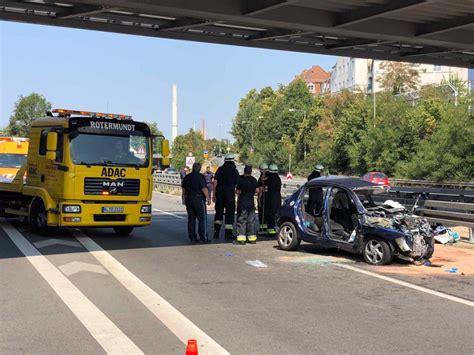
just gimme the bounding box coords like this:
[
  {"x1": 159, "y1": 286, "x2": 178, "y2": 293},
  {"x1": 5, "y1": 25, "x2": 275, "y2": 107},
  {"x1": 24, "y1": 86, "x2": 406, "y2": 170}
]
[
  {"x1": 214, "y1": 220, "x2": 223, "y2": 225},
  {"x1": 224, "y1": 224, "x2": 233, "y2": 230},
  {"x1": 260, "y1": 224, "x2": 267, "y2": 229},
  {"x1": 267, "y1": 228, "x2": 277, "y2": 235},
  {"x1": 247, "y1": 235, "x2": 257, "y2": 242},
  {"x1": 236, "y1": 235, "x2": 246, "y2": 242}
]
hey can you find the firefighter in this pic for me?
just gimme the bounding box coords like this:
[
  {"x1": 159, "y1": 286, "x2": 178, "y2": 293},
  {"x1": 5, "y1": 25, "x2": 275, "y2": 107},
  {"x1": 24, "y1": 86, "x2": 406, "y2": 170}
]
[
  {"x1": 306, "y1": 164, "x2": 324, "y2": 217},
  {"x1": 212, "y1": 153, "x2": 239, "y2": 239},
  {"x1": 257, "y1": 163, "x2": 268, "y2": 235},
  {"x1": 264, "y1": 164, "x2": 281, "y2": 236},
  {"x1": 235, "y1": 165, "x2": 258, "y2": 245}
]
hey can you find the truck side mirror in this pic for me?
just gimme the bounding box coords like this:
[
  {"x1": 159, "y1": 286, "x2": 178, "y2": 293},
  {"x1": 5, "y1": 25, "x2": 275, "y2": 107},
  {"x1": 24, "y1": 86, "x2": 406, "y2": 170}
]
[
  {"x1": 46, "y1": 132, "x2": 58, "y2": 161},
  {"x1": 161, "y1": 139, "x2": 170, "y2": 157}
]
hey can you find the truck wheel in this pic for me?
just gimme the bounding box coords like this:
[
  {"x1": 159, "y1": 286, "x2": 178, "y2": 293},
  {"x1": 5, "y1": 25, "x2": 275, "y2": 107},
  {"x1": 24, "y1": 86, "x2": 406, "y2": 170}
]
[
  {"x1": 362, "y1": 237, "x2": 393, "y2": 265},
  {"x1": 277, "y1": 221, "x2": 301, "y2": 251},
  {"x1": 114, "y1": 227, "x2": 133, "y2": 236},
  {"x1": 29, "y1": 199, "x2": 51, "y2": 236}
]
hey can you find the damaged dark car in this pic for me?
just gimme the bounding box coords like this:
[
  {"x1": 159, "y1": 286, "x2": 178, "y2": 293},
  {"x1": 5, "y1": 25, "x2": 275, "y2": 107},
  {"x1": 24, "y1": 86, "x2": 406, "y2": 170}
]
[{"x1": 277, "y1": 177, "x2": 435, "y2": 265}]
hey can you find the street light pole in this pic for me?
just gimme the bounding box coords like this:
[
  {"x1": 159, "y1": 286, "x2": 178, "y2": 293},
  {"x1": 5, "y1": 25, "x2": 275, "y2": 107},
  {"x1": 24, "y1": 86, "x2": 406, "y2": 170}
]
[{"x1": 288, "y1": 108, "x2": 307, "y2": 160}]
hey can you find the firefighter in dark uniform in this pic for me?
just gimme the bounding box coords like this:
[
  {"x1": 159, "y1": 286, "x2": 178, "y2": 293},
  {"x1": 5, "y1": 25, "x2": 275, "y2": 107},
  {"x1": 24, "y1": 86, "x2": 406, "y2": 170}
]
[
  {"x1": 306, "y1": 164, "x2": 324, "y2": 217},
  {"x1": 181, "y1": 162, "x2": 211, "y2": 244},
  {"x1": 265, "y1": 164, "x2": 282, "y2": 236},
  {"x1": 212, "y1": 153, "x2": 239, "y2": 239},
  {"x1": 235, "y1": 165, "x2": 258, "y2": 245},
  {"x1": 257, "y1": 163, "x2": 268, "y2": 235}
]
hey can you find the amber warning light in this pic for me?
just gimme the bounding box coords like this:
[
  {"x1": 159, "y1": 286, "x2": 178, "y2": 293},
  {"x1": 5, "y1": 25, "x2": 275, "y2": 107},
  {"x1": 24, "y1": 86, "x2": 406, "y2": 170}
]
[{"x1": 52, "y1": 109, "x2": 132, "y2": 120}]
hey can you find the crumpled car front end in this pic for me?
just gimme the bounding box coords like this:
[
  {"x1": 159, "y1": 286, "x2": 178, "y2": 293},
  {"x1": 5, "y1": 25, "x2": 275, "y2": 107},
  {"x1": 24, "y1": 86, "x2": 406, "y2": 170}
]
[{"x1": 361, "y1": 210, "x2": 435, "y2": 263}]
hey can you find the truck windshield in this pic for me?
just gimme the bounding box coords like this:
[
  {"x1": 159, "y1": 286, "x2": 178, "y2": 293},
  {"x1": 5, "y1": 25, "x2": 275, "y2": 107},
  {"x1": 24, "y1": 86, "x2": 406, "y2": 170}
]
[
  {"x1": 70, "y1": 134, "x2": 149, "y2": 167},
  {"x1": 0, "y1": 154, "x2": 27, "y2": 168}
]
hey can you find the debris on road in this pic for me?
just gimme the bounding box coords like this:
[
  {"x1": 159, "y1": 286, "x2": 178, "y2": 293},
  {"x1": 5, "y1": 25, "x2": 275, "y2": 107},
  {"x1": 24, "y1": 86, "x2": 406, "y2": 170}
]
[
  {"x1": 245, "y1": 260, "x2": 268, "y2": 268},
  {"x1": 433, "y1": 226, "x2": 461, "y2": 244},
  {"x1": 444, "y1": 267, "x2": 459, "y2": 274},
  {"x1": 224, "y1": 252, "x2": 233, "y2": 257}
]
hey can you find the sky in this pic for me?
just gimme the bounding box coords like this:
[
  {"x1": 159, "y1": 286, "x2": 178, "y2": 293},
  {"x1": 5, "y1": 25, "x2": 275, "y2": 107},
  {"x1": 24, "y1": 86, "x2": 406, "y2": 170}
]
[{"x1": 0, "y1": 21, "x2": 336, "y2": 141}]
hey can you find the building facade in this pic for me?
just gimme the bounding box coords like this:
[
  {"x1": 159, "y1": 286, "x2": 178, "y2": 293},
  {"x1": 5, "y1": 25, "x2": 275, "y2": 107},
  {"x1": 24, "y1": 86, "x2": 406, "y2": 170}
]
[
  {"x1": 329, "y1": 58, "x2": 468, "y2": 94},
  {"x1": 295, "y1": 65, "x2": 331, "y2": 95}
]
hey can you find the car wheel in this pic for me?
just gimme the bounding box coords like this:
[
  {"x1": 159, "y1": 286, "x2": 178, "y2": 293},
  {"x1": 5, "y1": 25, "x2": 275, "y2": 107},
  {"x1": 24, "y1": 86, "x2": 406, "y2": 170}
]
[
  {"x1": 277, "y1": 221, "x2": 301, "y2": 251},
  {"x1": 114, "y1": 227, "x2": 134, "y2": 236},
  {"x1": 29, "y1": 199, "x2": 51, "y2": 236},
  {"x1": 363, "y1": 237, "x2": 393, "y2": 265}
]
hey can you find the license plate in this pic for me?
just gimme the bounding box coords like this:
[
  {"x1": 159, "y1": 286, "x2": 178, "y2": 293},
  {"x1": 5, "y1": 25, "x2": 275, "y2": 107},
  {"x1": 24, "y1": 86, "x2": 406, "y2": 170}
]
[{"x1": 102, "y1": 207, "x2": 124, "y2": 213}]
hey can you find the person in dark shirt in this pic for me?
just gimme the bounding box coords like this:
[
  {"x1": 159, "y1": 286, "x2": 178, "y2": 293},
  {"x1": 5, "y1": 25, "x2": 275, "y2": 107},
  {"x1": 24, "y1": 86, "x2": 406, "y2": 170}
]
[
  {"x1": 181, "y1": 162, "x2": 211, "y2": 244},
  {"x1": 306, "y1": 164, "x2": 324, "y2": 216},
  {"x1": 265, "y1": 164, "x2": 282, "y2": 236},
  {"x1": 203, "y1": 166, "x2": 214, "y2": 201},
  {"x1": 235, "y1": 165, "x2": 258, "y2": 245},
  {"x1": 212, "y1": 154, "x2": 240, "y2": 239},
  {"x1": 257, "y1": 163, "x2": 268, "y2": 235}
]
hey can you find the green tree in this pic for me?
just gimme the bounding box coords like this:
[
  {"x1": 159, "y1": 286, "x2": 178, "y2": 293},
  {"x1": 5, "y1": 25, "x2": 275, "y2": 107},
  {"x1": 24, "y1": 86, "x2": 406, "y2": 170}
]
[
  {"x1": 7, "y1": 93, "x2": 52, "y2": 137},
  {"x1": 171, "y1": 129, "x2": 205, "y2": 169},
  {"x1": 377, "y1": 61, "x2": 420, "y2": 95}
]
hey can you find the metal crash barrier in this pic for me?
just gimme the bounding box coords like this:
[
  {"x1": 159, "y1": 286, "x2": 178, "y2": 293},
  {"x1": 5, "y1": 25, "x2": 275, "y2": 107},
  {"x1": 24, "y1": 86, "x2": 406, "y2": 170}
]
[{"x1": 153, "y1": 173, "x2": 474, "y2": 242}]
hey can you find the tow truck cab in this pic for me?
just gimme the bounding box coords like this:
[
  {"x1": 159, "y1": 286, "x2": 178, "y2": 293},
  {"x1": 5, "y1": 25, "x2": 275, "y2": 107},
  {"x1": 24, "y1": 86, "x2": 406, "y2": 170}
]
[
  {"x1": 0, "y1": 137, "x2": 28, "y2": 182},
  {"x1": 2, "y1": 109, "x2": 169, "y2": 235}
]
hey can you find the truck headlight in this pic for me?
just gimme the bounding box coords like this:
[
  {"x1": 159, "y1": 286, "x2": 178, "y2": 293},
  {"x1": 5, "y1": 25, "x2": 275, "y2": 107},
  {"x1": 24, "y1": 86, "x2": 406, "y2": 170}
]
[
  {"x1": 140, "y1": 205, "x2": 152, "y2": 213},
  {"x1": 63, "y1": 205, "x2": 81, "y2": 213}
]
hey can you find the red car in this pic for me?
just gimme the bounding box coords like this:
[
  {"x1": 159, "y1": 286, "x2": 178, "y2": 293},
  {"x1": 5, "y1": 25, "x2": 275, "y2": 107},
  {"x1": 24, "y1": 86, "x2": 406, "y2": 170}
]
[{"x1": 362, "y1": 172, "x2": 390, "y2": 186}]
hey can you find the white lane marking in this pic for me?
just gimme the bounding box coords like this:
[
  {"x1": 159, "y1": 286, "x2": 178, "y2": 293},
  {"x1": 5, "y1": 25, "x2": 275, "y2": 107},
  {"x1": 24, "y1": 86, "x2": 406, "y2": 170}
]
[
  {"x1": 153, "y1": 208, "x2": 186, "y2": 219},
  {"x1": 59, "y1": 261, "x2": 108, "y2": 276},
  {"x1": 34, "y1": 238, "x2": 82, "y2": 249},
  {"x1": 334, "y1": 263, "x2": 474, "y2": 307},
  {"x1": 73, "y1": 230, "x2": 230, "y2": 355},
  {"x1": 0, "y1": 220, "x2": 143, "y2": 354}
]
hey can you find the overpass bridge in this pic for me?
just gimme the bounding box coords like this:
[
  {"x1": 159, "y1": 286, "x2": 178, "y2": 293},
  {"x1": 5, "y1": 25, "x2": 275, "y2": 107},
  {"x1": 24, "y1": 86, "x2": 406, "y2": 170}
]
[{"x1": 1, "y1": 0, "x2": 473, "y2": 68}]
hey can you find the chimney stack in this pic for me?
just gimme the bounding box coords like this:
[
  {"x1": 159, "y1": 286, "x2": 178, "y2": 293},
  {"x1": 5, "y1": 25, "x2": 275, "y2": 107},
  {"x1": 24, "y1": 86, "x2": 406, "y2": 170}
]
[{"x1": 172, "y1": 83, "x2": 178, "y2": 143}]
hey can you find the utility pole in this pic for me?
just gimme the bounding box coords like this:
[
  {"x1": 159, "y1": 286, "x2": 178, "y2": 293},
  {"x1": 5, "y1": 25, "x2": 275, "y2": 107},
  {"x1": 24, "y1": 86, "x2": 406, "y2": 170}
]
[{"x1": 372, "y1": 59, "x2": 376, "y2": 127}]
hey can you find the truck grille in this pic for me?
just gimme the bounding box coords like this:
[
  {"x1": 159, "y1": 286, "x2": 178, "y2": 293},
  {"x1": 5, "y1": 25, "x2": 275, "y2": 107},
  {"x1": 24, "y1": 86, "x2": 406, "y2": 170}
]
[{"x1": 84, "y1": 178, "x2": 140, "y2": 196}]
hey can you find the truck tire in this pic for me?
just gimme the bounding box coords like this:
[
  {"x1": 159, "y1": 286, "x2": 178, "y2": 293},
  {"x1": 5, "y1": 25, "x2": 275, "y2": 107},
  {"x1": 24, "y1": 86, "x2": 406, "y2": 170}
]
[
  {"x1": 114, "y1": 227, "x2": 133, "y2": 236},
  {"x1": 29, "y1": 199, "x2": 51, "y2": 236}
]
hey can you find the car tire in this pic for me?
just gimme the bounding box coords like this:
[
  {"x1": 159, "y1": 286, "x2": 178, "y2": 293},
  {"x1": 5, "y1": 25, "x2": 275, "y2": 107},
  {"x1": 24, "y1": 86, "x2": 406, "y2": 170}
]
[
  {"x1": 114, "y1": 227, "x2": 134, "y2": 236},
  {"x1": 29, "y1": 199, "x2": 51, "y2": 236},
  {"x1": 362, "y1": 237, "x2": 393, "y2": 265},
  {"x1": 277, "y1": 221, "x2": 301, "y2": 251}
]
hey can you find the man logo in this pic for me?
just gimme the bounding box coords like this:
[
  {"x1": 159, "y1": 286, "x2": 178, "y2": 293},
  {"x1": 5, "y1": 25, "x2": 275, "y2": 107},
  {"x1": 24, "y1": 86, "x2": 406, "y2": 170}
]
[{"x1": 103, "y1": 180, "x2": 124, "y2": 195}]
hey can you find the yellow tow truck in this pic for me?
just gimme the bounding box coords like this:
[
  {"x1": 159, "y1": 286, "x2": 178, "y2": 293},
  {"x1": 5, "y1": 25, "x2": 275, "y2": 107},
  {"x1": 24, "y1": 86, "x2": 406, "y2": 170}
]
[
  {"x1": 0, "y1": 109, "x2": 169, "y2": 235},
  {"x1": 0, "y1": 137, "x2": 29, "y2": 182}
]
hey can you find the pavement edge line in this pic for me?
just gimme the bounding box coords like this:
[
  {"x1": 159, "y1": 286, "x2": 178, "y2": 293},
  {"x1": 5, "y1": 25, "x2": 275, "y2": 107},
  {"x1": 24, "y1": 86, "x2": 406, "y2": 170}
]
[
  {"x1": 0, "y1": 220, "x2": 144, "y2": 354},
  {"x1": 333, "y1": 263, "x2": 474, "y2": 307},
  {"x1": 73, "y1": 230, "x2": 230, "y2": 355}
]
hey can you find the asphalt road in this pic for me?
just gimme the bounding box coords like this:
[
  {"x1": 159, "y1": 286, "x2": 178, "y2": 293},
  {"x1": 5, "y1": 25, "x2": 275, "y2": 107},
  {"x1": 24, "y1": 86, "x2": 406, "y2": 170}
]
[{"x1": 1, "y1": 192, "x2": 473, "y2": 354}]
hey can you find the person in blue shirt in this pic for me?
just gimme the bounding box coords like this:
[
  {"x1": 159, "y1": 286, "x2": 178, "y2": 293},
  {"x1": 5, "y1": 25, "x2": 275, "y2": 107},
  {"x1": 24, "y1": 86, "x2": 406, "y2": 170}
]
[{"x1": 181, "y1": 162, "x2": 211, "y2": 244}]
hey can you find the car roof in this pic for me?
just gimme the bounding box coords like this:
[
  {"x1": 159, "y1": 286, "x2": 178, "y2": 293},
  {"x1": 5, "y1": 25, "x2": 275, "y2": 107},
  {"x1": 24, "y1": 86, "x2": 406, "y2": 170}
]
[{"x1": 306, "y1": 176, "x2": 379, "y2": 190}]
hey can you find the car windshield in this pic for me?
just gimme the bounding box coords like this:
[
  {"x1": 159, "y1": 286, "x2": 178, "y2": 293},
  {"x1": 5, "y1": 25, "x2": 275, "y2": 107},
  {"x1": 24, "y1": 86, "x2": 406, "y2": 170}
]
[
  {"x1": 0, "y1": 154, "x2": 27, "y2": 168},
  {"x1": 354, "y1": 186, "x2": 387, "y2": 209},
  {"x1": 70, "y1": 133, "x2": 149, "y2": 167}
]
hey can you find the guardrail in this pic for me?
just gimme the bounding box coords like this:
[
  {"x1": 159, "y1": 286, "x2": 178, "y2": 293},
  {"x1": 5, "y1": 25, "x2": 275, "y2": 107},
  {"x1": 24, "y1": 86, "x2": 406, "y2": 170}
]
[{"x1": 153, "y1": 173, "x2": 474, "y2": 242}]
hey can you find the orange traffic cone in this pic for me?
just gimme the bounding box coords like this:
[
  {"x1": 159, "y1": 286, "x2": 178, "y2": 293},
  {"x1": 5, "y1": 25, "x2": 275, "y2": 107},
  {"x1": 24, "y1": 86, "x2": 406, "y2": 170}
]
[{"x1": 186, "y1": 339, "x2": 198, "y2": 355}]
